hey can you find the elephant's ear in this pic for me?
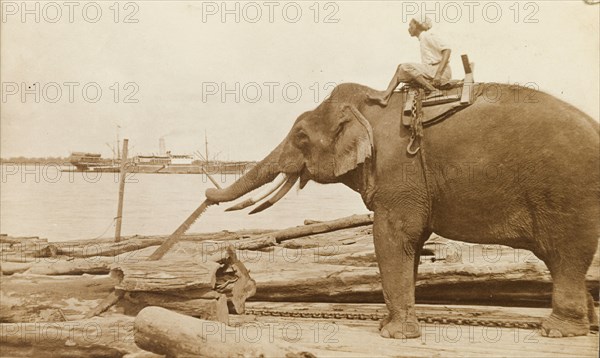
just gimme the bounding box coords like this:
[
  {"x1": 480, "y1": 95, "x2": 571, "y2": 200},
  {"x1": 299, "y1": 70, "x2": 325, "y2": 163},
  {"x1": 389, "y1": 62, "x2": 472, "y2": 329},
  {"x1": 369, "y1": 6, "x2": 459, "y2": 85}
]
[{"x1": 333, "y1": 105, "x2": 374, "y2": 177}]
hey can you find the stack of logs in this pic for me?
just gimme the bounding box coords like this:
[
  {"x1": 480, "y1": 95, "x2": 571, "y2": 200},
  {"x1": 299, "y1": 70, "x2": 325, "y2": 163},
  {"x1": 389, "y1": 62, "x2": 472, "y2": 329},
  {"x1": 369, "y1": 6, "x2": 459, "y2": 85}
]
[{"x1": 1, "y1": 215, "x2": 598, "y2": 356}]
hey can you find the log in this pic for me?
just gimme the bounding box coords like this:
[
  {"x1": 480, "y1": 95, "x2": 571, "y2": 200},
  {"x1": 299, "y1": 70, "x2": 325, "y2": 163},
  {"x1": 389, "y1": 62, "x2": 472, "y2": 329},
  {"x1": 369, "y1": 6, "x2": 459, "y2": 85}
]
[
  {"x1": 222, "y1": 247, "x2": 256, "y2": 314},
  {"x1": 133, "y1": 307, "x2": 306, "y2": 357},
  {"x1": 0, "y1": 237, "x2": 49, "y2": 260},
  {"x1": 271, "y1": 213, "x2": 373, "y2": 243},
  {"x1": 7, "y1": 246, "x2": 160, "y2": 276},
  {"x1": 24, "y1": 257, "x2": 115, "y2": 275},
  {"x1": 0, "y1": 235, "x2": 46, "y2": 245},
  {"x1": 0, "y1": 254, "x2": 37, "y2": 263},
  {"x1": 0, "y1": 274, "x2": 116, "y2": 322},
  {"x1": 242, "y1": 243, "x2": 599, "y2": 305},
  {"x1": 121, "y1": 292, "x2": 229, "y2": 324},
  {"x1": 303, "y1": 219, "x2": 323, "y2": 225},
  {"x1": 84, "y1": 291, "x2": 125, "y2": 319},
  {"x1": 0, "y1": 315, "x2": 157, "y2": 357},
  {"x1": 114, "y1": 245, "x2": 257, "y2": 314},
  {"x1": 0, "y1": 261, "x2": 34, "y2": 275},
  {"x1": 111, "y1": 258, "x2": 221, "y2": 292},
  {"x1": 33, "y1": 237, "x2": 165, "y2": 258},
  {"x1": 28, "y1": 229, "x2": 273, "y2": 259},
  {"x1": 232, "y1": 231, "x2": 600, "y2": 306},
  {"x1": 0, "y1": 290, "x2": 66, "y2": 323},
  {"x1": 167, "y1": 235, "x2": 277, "y2": 261},
  {"x1": 33, "y1": 244, "x2": 59, "y2": 258},
  {"x1": 135, "y1": 306, "x2": 600, "y2": 358}
]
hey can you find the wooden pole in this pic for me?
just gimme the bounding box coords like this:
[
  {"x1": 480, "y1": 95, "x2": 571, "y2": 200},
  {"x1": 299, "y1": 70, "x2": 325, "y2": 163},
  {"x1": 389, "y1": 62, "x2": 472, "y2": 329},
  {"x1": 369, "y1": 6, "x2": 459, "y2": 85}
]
[
  {"x1": 202, "y1": 167, "x2": 222, "y2": 189},
  {"x1": 115, "y1": 139, "x2": 129, "y2": 242}
]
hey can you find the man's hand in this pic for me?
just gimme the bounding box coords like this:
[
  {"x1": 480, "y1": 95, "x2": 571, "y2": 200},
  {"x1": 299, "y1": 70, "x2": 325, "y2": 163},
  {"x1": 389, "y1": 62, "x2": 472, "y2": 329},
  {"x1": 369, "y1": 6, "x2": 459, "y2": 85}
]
[
  {"x1": 433, "y1": 49, "x2": 451, "y2": 88},
  {"x1": 432, "y1": 74, "x2": 442, "y2": 87}
]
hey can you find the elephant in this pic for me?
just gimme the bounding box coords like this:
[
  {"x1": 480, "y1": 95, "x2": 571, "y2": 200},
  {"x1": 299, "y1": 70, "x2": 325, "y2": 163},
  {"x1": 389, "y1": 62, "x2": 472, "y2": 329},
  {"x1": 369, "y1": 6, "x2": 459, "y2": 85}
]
[{"x1": 205, "y1": 82, "x2": 600, "y2": 339}]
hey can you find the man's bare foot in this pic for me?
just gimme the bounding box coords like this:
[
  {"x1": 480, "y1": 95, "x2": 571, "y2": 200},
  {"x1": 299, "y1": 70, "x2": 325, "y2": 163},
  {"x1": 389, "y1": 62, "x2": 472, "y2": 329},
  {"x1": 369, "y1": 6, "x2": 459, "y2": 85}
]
[{"x1": 367, "y1": 93, "x2": 390, "y2": 106}]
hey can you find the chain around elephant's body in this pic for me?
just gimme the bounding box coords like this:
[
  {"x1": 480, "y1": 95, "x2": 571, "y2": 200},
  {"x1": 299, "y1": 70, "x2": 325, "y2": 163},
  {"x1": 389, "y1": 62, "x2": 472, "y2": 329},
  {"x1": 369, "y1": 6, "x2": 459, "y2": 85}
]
[
  {"x1": 406, "y1": 90, "x2": 421, "y2": 155},
  {"x1": 406, "y1": 88, "x2": 434, "y2": 226},
  {"x1": 244, "y1": 308, "x2": 545, "y2": 330}
]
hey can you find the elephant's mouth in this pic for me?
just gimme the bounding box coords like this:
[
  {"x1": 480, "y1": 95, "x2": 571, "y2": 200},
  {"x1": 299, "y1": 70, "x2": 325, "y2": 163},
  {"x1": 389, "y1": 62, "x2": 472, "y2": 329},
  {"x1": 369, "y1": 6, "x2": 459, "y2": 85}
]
[
  {"x1": 205, "y1": 142, "x2": 309, "y2": 214},
  {"x1": 224, "y1": 173, "x2": 300, "y2": 214}
]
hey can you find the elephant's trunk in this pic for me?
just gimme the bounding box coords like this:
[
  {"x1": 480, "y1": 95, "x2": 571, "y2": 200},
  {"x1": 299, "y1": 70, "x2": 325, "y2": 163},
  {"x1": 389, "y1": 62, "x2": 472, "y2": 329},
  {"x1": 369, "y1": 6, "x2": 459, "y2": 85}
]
[{"x1": 205, "y1": 143, "x2": 283, "y2": 203}]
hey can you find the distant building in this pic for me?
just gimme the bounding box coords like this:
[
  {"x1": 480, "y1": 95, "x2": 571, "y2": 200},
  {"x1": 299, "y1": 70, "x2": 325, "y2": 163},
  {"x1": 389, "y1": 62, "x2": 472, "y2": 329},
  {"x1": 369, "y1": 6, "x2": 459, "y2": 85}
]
[
  {"x1": 133, "y1": 151, "x2": 194, "y2": 166},
  {"x1": 134, "y1": 155, "x2": 170, "y2": 165}
]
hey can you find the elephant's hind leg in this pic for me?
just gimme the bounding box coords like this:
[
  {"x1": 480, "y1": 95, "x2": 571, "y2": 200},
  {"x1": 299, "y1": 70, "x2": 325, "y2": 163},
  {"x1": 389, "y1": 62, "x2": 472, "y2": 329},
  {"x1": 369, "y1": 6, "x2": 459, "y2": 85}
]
[
  {"x1": 587, "y1": 291, "x2": 598, "y2": 330},
  {"x1": 541, "y1": 253, "x2": 593, "y2": 337}
]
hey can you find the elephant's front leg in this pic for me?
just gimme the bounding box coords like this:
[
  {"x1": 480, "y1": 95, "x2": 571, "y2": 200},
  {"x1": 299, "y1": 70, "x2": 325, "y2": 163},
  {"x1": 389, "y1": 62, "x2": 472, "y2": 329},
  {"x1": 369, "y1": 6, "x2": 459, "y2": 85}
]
[{"x1": 373, "y1": 210, "x2": 426, "y2": 339}]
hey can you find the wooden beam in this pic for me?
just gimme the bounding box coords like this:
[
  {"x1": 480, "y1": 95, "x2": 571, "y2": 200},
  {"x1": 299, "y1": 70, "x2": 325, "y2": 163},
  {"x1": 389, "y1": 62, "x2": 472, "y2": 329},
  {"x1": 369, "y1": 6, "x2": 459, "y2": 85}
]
[
  {"x1": 461, "y1": 54, "x2": 472, "y2": 74},
  {"x1": 460, "y1": 55, "x2": 475, "y2": 105},
  {"x1": 460, "y1": 73, "x2": 475, "y2": 105},
  {"x1": 115, "y1": 139, "x2": 129, "y2": 242},
  {"x1": 423, "y1": 94, "x2": 461, "y2": 107},
  {"x1": 403, "y1": 89, "x2": 416, "y2": 116}
]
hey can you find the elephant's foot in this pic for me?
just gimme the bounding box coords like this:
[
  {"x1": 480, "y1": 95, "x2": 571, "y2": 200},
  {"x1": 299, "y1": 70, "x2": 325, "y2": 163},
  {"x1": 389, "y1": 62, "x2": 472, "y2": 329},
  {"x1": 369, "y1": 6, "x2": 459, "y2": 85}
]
[
  {"x1": 379, "y1": 314, "x2": 391, "y2": 330},
  {"x1": 587, "y1": 293, "x2": 599, "y2": 330},
  {"x1": 540, "y1": 314, "x2": 589, "y2": 338},
  {"x1": 379, "y1": 318, "x2": 421, "y2": 339}
]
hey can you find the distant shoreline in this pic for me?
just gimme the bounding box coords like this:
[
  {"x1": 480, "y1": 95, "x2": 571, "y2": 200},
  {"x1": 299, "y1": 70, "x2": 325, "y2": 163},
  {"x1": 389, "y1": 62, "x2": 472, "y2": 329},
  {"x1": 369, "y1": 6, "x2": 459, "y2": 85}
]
[
  {"x1": 0, "y1": 158, "x2": 257, "y2": 166},
  {"x1": 0, "y1": 157, "x2": 70, "y2": 165}
]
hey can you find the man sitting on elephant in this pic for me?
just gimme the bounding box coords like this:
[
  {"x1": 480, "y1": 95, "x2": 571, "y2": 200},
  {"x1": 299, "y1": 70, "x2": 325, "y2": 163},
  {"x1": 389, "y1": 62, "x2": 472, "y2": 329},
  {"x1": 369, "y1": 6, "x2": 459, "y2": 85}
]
[{"x1": 368, "y1": 16, "x2": 452, "y2": 106}]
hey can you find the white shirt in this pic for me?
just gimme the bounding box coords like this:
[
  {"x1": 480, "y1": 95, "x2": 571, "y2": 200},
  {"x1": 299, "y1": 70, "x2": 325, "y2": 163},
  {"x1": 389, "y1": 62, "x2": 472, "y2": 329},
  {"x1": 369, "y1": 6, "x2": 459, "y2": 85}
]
[{"x1": 418, "y1": 31, "x2": 450, "y2": 65}]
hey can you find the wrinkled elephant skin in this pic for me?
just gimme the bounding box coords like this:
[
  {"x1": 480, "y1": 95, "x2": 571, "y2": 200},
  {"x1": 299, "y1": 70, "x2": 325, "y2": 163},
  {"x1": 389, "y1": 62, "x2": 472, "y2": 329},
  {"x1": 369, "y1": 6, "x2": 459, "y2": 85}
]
[{"x1": 206, "y1": 83, "x2": 600, "y2": 339}]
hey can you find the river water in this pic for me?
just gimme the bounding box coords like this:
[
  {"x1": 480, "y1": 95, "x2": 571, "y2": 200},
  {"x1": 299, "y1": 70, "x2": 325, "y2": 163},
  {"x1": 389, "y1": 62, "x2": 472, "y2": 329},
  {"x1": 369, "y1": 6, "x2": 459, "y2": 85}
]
[{"x1": 0, "y1": 165, "x2": 368, "y2": 242}]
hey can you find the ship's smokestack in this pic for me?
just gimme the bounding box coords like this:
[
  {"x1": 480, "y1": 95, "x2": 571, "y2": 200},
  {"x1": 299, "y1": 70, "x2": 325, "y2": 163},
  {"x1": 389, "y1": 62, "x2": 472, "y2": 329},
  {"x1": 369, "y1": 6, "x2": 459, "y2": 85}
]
[{"x1": 159, "y1": 137, "x2": 166, "y2": 155}]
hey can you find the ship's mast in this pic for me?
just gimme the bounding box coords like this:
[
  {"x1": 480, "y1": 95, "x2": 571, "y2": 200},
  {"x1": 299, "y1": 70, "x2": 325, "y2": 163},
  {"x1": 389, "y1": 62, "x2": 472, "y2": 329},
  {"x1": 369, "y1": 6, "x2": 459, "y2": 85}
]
[
  {"x1": 205, "y1": 131, "x2": 209, "y2": 168},
  {"x1": 116, "y1": 125, "x2": 121, "y2": 159}
]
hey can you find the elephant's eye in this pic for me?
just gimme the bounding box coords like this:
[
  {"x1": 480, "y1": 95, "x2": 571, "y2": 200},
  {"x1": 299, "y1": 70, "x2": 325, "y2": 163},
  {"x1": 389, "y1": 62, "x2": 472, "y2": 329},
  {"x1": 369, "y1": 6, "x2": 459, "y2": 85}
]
[{"x1": 294, "y1": 129, "x2": 309, "y2": 148}]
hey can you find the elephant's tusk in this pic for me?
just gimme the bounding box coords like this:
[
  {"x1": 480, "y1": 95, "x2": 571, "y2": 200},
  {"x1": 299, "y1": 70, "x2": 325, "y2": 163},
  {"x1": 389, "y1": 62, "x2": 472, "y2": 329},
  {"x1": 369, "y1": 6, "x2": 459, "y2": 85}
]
[
  {"x1": 248, "y1": 175, "x2": 299, "y2": 215},
  {"x1": 225, "y1": 174, "x2": 287, "y2": 212}
]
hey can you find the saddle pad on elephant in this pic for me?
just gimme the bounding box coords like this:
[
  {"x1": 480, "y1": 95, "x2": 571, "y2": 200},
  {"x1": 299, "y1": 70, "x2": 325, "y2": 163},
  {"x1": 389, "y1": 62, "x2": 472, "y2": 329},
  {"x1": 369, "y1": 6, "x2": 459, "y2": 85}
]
[{"x1": 399, "y1": 83, "x2": 483, "y2": 127}]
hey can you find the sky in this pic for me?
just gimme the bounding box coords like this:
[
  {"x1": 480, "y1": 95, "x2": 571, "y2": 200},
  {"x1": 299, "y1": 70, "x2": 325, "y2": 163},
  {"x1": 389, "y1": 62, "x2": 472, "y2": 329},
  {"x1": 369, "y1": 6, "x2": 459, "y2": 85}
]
[{"x1": 1, "y1": 1, "x2": 599, "y2": 160}]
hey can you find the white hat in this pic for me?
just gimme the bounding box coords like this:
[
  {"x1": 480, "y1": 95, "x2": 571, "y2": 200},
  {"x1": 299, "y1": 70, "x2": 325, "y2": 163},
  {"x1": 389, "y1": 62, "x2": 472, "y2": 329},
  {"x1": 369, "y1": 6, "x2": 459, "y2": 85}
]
[{"x1": 412, "y1": 16, "x2": 433, "y2": 31}]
